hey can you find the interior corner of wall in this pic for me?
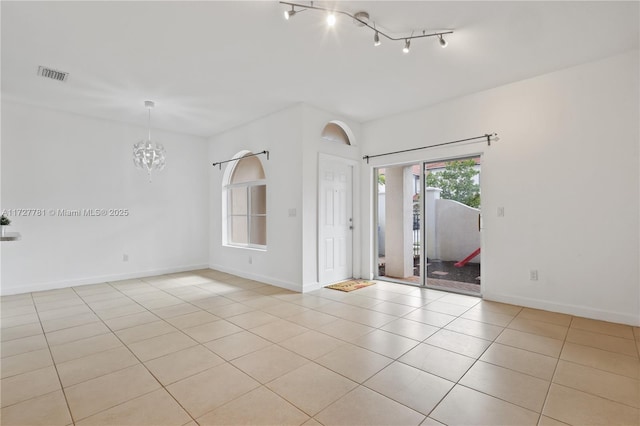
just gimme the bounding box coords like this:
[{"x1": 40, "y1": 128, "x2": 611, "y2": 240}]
[{"x1": 302, "y1": 281, "x2": 322, "y2": 293}]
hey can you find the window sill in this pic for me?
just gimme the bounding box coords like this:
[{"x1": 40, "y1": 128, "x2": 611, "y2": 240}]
[{"x1": 223, "y1": 243, "x2": 267, "y2": 252}]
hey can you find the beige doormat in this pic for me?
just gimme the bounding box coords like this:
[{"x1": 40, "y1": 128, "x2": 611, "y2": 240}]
[{"x1": 325, "y1": 279, "x2": 375, "y2": 292}]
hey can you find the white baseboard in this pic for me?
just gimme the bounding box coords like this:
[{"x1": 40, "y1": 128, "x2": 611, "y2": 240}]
[
  {"x1": 0, "y1": 264, "x2": 210, "y2": 296},
  {"x1": 302, "y1": 281, "x2": 323, "y2": 293},
  {"x1": 483, "y1": 291, "x2": 640, "y2": 327},
  {"x1": 208, "y1": 263, "x2": 302, "y2": 293}
]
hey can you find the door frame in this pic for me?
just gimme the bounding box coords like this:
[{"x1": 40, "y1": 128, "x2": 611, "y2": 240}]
[
  {"x1": 318, "y1": 153, "x2": 359, "y2": 286},
  {"x1": 373, "y1": 153, "x2": 483, "y2": 296}
]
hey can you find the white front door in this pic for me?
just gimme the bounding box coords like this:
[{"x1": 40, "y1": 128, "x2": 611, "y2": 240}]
[{"x1": 319, "y1": 158, "x2": 353, "y2": 285}]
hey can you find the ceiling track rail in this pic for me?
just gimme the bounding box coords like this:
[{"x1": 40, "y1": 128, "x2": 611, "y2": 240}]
[{"x1": 279, "y1": 1, "x2": 454, "y2": 42}]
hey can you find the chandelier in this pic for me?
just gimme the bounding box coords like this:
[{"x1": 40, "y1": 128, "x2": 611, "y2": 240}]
[{"x1": 133, "y1": 100, "x2": 165, "y2": 182}]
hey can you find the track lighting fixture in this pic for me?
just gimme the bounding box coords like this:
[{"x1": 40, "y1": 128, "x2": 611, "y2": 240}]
[
  {"x1": 280, "y1": 1, "x2": 453, "y2": 52},
  {"x1": 438, "y1": 34, "x2": 448, "y2": 48},
  {"x1": 284, "y1": 5, "x2": 297, "y2": 20},
  {"x1": 403, "y1": 39, "x2": 410, "y2": 53}
]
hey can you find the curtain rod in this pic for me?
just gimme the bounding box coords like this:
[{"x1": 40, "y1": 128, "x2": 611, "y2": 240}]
[
  {"x1": 362, "y1": 133, "x2": 498, "y2": 164},
  {"x1": 212, "y1": 150, "x2": 270, "y2": 170}
]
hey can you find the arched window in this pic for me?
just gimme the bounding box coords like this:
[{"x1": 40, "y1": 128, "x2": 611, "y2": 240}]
[
  {"x1": 225, "y1": 153, "x2": 266, "y2": 248},
  {"x1": 321, "y1": 121, "x2": 354, "y2": 145}
]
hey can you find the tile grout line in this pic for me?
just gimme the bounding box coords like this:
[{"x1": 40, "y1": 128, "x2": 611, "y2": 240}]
[
  {"x1": 310, "y1": 297, "x2": 524, "y2": 423},
  {"x1": 4, "y1": 274, "x2": 638, "y2": 425},
  {"x1": 122, "y1": 286, "x2": 276, "y2": 421},
  {"x1": 29, "y1": 290, "x2": 77, "y2": 426},
  {"x1": 290, "y1": 285, "x2": 460, "y2": 347},
  {"x1": 174, "y1": 284, "x2": 452, "y2": 422},
  {"x1": 416, "y1": 304, "x2": 525, "y2": 422},
  {"x1": 22, "y1": 283, "x2": 191, "y2": 421},
  {"x1": 155, "y1": 275, "x2": 326, "y2": 423},
  {"x1": 306, "y1": 294, "x2": 522, "y2": 423},
  {"x1": 465, "y1": 307, "x2": 580, "y2": 418},
  {"x1": 74, "y1": 280, "x2": 203, "y2": 425},
  {"x1": 557, "y1": 356, "x2": 640, "y2": 383},
  {"x1": 536, "y1": 314, "x2": 572, "y2": 425},
  {"x1": 168, "y1": 282, "x2": 640, "y2": 421},
  {"x1": 90, "y1": 276, "x2": 327, "y2": 423}
]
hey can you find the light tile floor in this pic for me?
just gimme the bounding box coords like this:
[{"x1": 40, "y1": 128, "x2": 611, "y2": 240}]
[{"x1": 1, "y1": 269, "x2": 639, "y2": 426}]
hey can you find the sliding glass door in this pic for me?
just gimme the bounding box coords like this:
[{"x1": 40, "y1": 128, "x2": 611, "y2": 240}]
[{"x1": 375, "y1": 156, "x2": 482, "y2": 296}]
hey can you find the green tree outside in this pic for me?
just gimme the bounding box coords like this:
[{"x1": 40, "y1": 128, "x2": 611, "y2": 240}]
[{"x1": 425, "y1": 159, "x2": 480, "y2": 208}]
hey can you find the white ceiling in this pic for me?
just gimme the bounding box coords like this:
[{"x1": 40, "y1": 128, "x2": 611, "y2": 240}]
[{"x1": 2, "y1": 1, "x2": 638, "y2": 138}]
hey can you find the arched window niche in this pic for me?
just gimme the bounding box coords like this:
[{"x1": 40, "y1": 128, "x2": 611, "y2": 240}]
[
  {"x1": 222, "y1": 151, "x2": 267, "y2": 249},
  {"x1": 321, "y1": 121, "x2": 356, "y2": 146}
]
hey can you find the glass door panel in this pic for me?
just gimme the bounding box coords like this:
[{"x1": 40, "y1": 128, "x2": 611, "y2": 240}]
[{"x1": 423, "y1": 157, "x2": 481, "y2": 296}]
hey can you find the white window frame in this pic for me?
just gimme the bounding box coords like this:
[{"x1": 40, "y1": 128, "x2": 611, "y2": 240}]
[{"x1": 225, "y1": 179, "x2": 267, "y2": 250}]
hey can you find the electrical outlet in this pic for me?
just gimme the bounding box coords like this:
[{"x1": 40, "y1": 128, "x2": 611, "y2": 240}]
[
  {"x1": 529, "y1": 270, "x2": 538, "y2": 281},
  {"x1": 123, "y1": 254, "x2": 129, "y2": 262},
  {"x1": 497, "y1": 207, "x2": 505, "y2": 217}
]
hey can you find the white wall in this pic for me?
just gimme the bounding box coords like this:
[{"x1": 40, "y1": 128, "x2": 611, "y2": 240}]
[
  {"x1": 208, "y1": 106, "x2": 304, "y2": 291},
  {"x1": 208, "y1": 104, "x2": 361, "y2": 292},
  {"x1": 1, "y1": 101, "x2": 209, "y2": 295},
  {"x1": 361, "y1": 50, "x2": 640, "y2": 325}
]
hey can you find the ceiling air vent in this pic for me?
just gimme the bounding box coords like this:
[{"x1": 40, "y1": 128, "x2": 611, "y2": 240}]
[{"x1": 37, "y1": 66, "x2": 69, "y2": 82}]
